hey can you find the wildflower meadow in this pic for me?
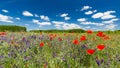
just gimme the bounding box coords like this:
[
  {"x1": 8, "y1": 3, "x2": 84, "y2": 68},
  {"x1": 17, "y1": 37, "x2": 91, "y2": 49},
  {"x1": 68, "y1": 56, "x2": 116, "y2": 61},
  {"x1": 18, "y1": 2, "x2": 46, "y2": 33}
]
[{"x1": 0, "y1": 30, "x2": 120, "y2": 68}]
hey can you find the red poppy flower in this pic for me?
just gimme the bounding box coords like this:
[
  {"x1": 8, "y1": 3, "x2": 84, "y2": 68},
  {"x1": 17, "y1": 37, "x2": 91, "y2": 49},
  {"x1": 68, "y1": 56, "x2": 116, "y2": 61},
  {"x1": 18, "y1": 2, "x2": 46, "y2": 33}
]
[
  {"x1": 86, "y1": 49, "x2": 95, "y2": 55},
  {"x1": 44, "y1": 63, "x2": 46, "y2": 68},
  {"x1": 39, "y1": 42, "x2": 44, "y2": 47},
  {"x1": 49, "y1": 34, "x2": 53, "y2": 36},
  {"x1": 80, "y1": 36, "x2": 86, "y2": 41},
  {"x1": 96, "y1": 31, "x2": 105, "y2": 37},
  {"x1": 0, "y1": 32, "x2": 6, "y2": 36},
  {"x1": 64, "y1": 34, "x2": 67, "y2": 36},
  {"x1": 96, "y1": 44, "x2": 105, "y2": 50},
  {"x1": 87, "y1": 30, "x2": 93, "y2": 34},
  {"x1": 73, "y1": 39, "x2": 79, "y2": 45},
  {"x1": 58, "y1": 37, "x2": 62, "y2": 41},
  {"x1": 103, "y1": 36, "x2": 110, "y2": 40},
  {"x1": 50, "y1": 36, "x2": 54, "y2": 41}
]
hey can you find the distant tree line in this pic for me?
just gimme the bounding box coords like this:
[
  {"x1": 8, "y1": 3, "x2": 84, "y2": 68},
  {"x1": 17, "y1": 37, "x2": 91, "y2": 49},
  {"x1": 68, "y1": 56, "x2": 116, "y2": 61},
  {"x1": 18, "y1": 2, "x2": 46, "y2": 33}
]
[
  {"x1": 0, "y1": 25, "x2": 120, "y2": 33},
  {"x1": 0, "y1": 25, "x2": 26, "y2": 32},
  {"x1": 29, "y1": 29, "x2": 86, "y2": 33}
]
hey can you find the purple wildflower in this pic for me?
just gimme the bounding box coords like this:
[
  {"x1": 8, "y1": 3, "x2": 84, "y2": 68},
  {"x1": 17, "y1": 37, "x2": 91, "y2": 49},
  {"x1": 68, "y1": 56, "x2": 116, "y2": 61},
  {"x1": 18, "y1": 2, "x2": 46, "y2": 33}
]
[{"x1": 24, "y1": 56, "x2": 32, "y2": 61}]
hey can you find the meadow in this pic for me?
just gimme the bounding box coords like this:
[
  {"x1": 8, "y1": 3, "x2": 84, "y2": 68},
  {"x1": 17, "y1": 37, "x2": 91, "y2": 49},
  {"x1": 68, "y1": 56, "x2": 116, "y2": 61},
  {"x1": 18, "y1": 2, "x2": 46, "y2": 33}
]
[{"x1": 0, "y1": 31, "x2": 120, "y2": 68}]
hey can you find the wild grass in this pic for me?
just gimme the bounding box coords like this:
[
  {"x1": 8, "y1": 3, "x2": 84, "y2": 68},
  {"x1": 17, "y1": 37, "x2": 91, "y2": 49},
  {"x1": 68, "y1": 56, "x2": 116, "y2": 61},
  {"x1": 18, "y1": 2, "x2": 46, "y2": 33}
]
[{"x1": 0, "y1": 32, "x2": 120, "y2": 68}]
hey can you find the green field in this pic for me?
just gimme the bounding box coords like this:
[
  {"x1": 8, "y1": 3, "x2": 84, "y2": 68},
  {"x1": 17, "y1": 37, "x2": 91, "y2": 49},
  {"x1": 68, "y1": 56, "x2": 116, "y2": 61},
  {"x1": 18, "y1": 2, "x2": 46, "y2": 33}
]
[{"x1": 0, "y1": 32, "x2": 120, "y2": 68}]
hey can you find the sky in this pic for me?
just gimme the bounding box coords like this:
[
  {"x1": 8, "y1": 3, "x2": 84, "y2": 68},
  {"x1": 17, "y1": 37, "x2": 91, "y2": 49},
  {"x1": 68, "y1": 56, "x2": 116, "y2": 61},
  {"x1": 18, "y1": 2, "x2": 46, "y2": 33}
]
[{"x1": 0, "y1": 0, "x2": 120, "y2": 31}]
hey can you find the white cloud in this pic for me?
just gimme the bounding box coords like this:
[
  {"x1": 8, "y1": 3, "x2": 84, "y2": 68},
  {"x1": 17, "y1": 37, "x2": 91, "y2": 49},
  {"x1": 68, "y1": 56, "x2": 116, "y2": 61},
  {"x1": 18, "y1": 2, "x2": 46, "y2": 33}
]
[
  {"x1": 105, "y1": 24, "x2": 117, "y2": 30},
  {"x1": 93, "y1": 10, "x2": 97, "y2": 13},
  {"x1": 85, "y1": 10, "x2": 97, "y2": 15},
  {"x1": 0, "y1": 14, "x2": 13, "y2": 23},
  {"x1": 34, "y1": 14, "x2": 39, "y2": 17},
  {"x1": 32, "y1": 19, "x2": 51, "y2": 26},
  {"x1": 52, "y1": 21, "x2": 65, "y2": 25},
  {"x1": 22, "y1": 11, "x2": 33, "y2": 16},
  {"x1": 65, "y1": 17, "x2": 70, "y2": 20},
  {"x1": 85, "y1": 26, "x2": 91, "y2": 29},
  {"x1": 54, "y1": 24, "x2": 61, "y2": 29},
  {"x1": 60, "y1": 13, "x2": 70, "y2": 20},
  {"x1": 52, "y1": 21, "x2": 65, "y2": 29},
  {"x1": 53, "y1": 21, "x2": 82, "y2": 29},
  {"x1": 101, "y1": 15, "x2": 116, "y2": 20},
  {"x1": 92, "y1": 11, "x2": 116, "y2": 19},
  {"x1": 25, "y1": 24, "x2": 30, "y2": 26},
  {"x1": 92, "y1": 12, "x2": 104, "y2": 18},
  {"x1": 103, "y1": 18, "x2": 119, "y2": 24},
  {"x1": 15, "y1": 17, "x2": 20, "y2": 20},
  {"x1": 62, "y1": 23, "x2": 81, "y2": 30},
  {"x1": 60, "y1": 13, "x2": 68, "y2": 17},
  {"x1": 104, "y1": 11, "x2": 115, "y2": 15},
  {"x1": 80, "y1": 21, "x2": 104, "y2": 26},
  {"x1": 83, "y1": 26, "x2": 91, "y2": 30},
  {"x1": 40, "y1": 15, "x2": 50, "y2": 21},
  {"x1": 2, "y1": 9, "x2": 8, "y2": 13},
  {"x1": 85, "y1": 11, "x2": 93, "y2": 15},
  {"x1": 33, "y1": 19, "x2": 39, "y2": 23},
  {"x1": 94, "y1": 23, "x2": 105, "y2": 26},
  {"x1": 80, "y1": 22, "x2": 93, "y2": 25},
  {"x1": 81, "y1": 6, "x2": 92, "y2": 11},
  {"x1": 37, "y1": 22, "x2": 51, "y2": 26},
  {"x1": 77, "y1": 18, "x2": 87, "y2": 22}
]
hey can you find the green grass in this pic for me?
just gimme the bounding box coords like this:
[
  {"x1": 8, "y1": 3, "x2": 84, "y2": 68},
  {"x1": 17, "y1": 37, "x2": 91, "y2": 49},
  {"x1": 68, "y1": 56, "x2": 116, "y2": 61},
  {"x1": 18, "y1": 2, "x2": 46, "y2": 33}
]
[{"x1": 0, "y1": 32, "x2": 120, "y2": 68}]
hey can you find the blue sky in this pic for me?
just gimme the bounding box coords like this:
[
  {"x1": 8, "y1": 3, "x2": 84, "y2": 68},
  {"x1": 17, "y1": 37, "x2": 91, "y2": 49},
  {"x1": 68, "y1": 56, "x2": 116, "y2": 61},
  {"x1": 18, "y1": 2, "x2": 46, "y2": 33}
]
[{"x1": 0, "y1": 0, "x2": 120, "y2": 31}]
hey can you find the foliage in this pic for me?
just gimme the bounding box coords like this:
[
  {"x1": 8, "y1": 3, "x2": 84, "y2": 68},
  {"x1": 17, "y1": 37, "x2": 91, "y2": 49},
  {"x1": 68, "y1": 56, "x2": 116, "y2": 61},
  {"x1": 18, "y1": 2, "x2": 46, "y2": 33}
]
[
  {"x1": 0, "y1": 25, "x2": 26, "y2": 32},
  {"x1": 30, "y1": 29, "x2": 86, "y2": 33}
]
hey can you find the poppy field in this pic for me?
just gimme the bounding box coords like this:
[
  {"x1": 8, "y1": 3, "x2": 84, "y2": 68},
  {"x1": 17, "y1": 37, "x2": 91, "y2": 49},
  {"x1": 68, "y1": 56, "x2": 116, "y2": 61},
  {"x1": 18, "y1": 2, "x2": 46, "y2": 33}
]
[{"x1": 0, "y1": 30, "x2": 120, "y2": 68}]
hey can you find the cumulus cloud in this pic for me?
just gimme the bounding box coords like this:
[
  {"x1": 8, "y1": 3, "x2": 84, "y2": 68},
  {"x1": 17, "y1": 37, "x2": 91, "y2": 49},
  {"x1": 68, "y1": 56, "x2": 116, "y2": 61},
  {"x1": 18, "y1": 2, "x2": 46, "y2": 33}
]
[
  {"x1": 54, "y1": 24, "x2": 61, "y2": 29},
  {"x1": 101, "y1": 15, "x2": 116, "y2": 20},
  {"x1": 77, "y1": 18, "x2": 87, "y2": 22},
  {"x1": 92, "y1": 11, "x2": 116, "y2": 19},
  {"x1": 77, "y1": 18, "x2": 105, "y2": 26},
  {"x1": 0, "y1": 14, "x2": 13, "y2": 23},
  {"x1": 104, "y1": 11, "x2": 115, "y2": 15},
  {"x1": 37, "y1": 22, "x2": 51, "y2": 26},
  {"x1": 25, "y1": 24, "x2": 30, "y2": 26},
  {"x1": 33, "y1": 19, "x2": 39, "y2": 23},
  {"x1": 93, "y1": 10, "x2": 97, "y2": 13},
  {"x1": 22, "y1": 11, "x2": 33, "y2": 16},
  {"x1": 2, "y1": 9, "x2": 8, "y2": 13},
  {"x1": 40, "y1": 15, "x2": 50, "y2": 21},
  {"x1": 15, "y1": 17, "x2": 20, "y2": 20},
  {"x1": 81, "y1": 6, "x2": 92, "y2": 11},
  {"x1": 34, "y1": 14, "x2": 39, "y2": 17},
  {"x1": 85, "y1": 10, "x2": 97, "y2": 15},
  {"x1": 92, "y1": 12, "x2": 104, "y2": 18},
  {"x1": 62, "y1": 23, "x2": 81, "y2": 30},
  {"x1": 65, "y1": 17, "x2": 71, "y2": 20},
  {"x1": 52, "y1": 21, "x2": 81, "y2": 29},
  {"x1": 85, "y1": 11, "x2": 93, "y2": 15},
  {"x1": 82, "y1": 26, "x2": 91, "y2": 30},
  {"x1": 52, "y1": 21, "x2": 65, "y2": 29},
  {"x1": 52, "y1": 21, "x2": 65, "y2": 25},
  {"x1": 85, "y1": 26, "x2": 91, "y2": 29},
  {"x1": 103, "y1": 18, "x2": 119, "y2": 24},
  {"x1": 105, "y1": 24, "x2": 117, "y2": 30},
  {"x1": 32, "y1": 19, "x2": 51, "y2": 26},
  {"x1": 80, "y1": 21, "x2": 105, "y2": 26},
  {"x1": 60, "y1": 13, "x2": 70, "y2": 20},
  {"x1": 60, "y1": 13, "x2": 68, "y2": 17}
]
